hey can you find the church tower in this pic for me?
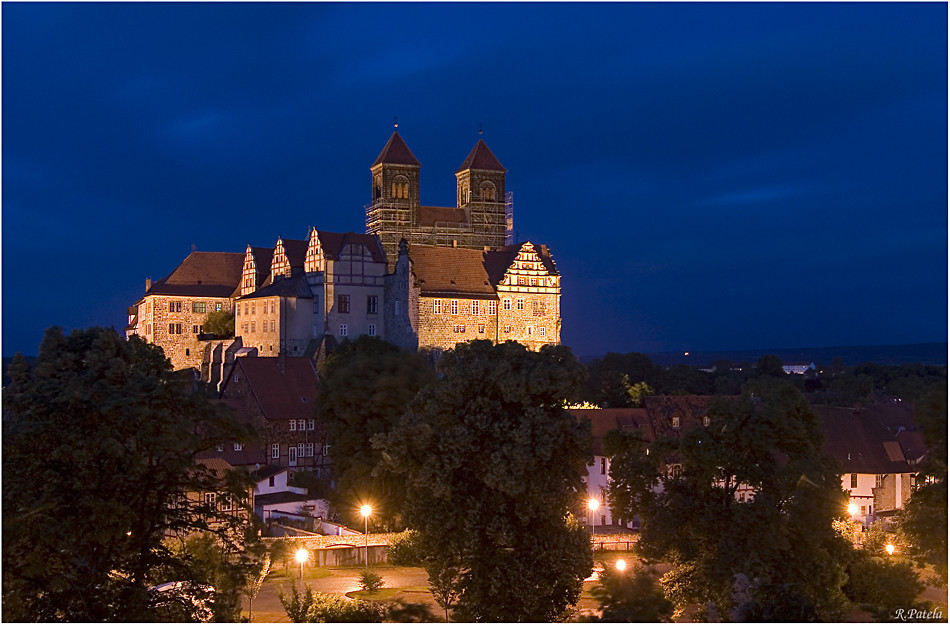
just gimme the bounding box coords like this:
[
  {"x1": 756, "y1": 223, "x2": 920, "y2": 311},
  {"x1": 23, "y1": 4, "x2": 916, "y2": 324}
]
[
  {"x1": 456, "y1": 136, "x2": 507, "y2": 249},
  {"x1": 366, "y1": 126, "x2": 421, "y2": 261}
]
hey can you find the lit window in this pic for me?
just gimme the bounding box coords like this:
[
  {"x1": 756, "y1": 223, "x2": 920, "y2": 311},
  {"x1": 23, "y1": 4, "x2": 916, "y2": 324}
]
[
  {"x1": 192, "y1": 302, "x2": 206, "y2": 313},
  {"x1": 204, "y1": 493, "x2": 216, "y2": 507},
  {"x1": 451, "y1": 300, "x2": 458, "y2": 315},
  {"x1": 672, "y1": 416, "x2": 681, "y2": 429},
  {"x1": 271, "y1": 301, "x2": 275, "y2": 314},
  {"x1": 472, "y1": 300, "x2": 479, "y2": 315},
  {"x1": 478, "y1": 324, "x2": 485, "y2": 334},
  {"x1": 539, "y1": 327, "x2": 545, "y2": 337},
  {"x1": 251, "y1": 303, "x2": 255, "y2": 314},
  {"x1": 516, "y1": 298, "x2": 524, "y2": 310},
  {"x1": 489, "y1": 301, "x2": 497, "y2": 315},
  {"x1": 503, "y1": 299, "x2": 511, "y2": 311},
  {"x1": 434, "y1": 300, "x2": 442, "y2": 314}
]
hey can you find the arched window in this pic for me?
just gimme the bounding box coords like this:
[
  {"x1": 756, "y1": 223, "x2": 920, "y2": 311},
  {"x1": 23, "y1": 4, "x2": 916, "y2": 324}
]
[
  {"x1": 479, "y1": 181, "x2": 496, "y2": 201},
  {"x1": 392, "y1": 176, "x2": 410, "y2": 199}
]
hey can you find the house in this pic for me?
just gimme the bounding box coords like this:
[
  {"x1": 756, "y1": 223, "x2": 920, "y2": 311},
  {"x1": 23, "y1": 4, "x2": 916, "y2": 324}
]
[
  {"x1": 782, "y1": 362, "x2": 816, "y2": 375},
  {"x1": 814, "y1": 404, "x2": 915, "y2": 526},
  {"x1": 570, "y1": 408, "x2": 654, "y2": 530},
  {"x1": 218, "y1": 355, "x2": 327, "y2": 476},
  {"x1": 177, "y1": 458, "x2": 254, "y2": 537}
]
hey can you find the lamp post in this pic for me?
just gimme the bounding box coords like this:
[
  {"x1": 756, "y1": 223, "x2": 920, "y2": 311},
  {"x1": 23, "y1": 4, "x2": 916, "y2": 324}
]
[
  {"x1": 360, "y1": 504, "x2": 373, "y2": 567},
  {"x1": 587, "y1": 498, "x2": 600, "y2": 544},
  {"x1": 295, "y1": 549, "x2": 309, "y2": 583},
  {"x1": 885, "y1": 543, "x2": 896, "y2": 556},
  {"x1": 615, "y1": 559, "x2": 627, "y2": 572}
]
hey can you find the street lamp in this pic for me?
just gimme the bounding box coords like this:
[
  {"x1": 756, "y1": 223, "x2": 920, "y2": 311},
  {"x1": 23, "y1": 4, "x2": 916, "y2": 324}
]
[
  {"x1": 360, "y1": 504, "x2": 373, "y2": 567},
  {"x1": 295, "y1": 548, "x2": 309, "y2": 582},
  {"x1": 587, "y1": 498, "x2": 600, "y2": 543},
  {"x1": 847, "y1": 503, "x2": 858, "y2": 516},
  {"x1": 886, "y1": 543, "x2": 896, "y2": 556},
  {"x1": 615, "y1": 559, "x2": 627, "y2": 572}
]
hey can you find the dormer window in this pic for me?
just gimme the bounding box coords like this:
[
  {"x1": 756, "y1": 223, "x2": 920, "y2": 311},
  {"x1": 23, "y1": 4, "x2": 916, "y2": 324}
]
[{"x1": 672, "y1": 416, "x2": 681, "y2": 429}]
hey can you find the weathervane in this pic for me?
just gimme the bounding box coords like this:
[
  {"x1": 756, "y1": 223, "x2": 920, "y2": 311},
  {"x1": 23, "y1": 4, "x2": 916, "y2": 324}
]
[{"x1": 478, "y1": 123, "x2": 483, "y2": 136}]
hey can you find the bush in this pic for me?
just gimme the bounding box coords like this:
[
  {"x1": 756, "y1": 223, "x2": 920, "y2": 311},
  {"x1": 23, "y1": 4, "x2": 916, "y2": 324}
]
[
  {"x1": 358, "y1": 569, "x2": 384, "y2": 593},
  {"x1": 591, "y1": 561, "x2": 673, "y2": 622},
  {"x1": 306, "y1": 592, "x2": 385, "y2": 622},
  {"x1": 387, "y1": 530, "x2": 423, "y2": 566},
  {"x1": 843, "y1": 550, "x2": 926, "y2": 619}
]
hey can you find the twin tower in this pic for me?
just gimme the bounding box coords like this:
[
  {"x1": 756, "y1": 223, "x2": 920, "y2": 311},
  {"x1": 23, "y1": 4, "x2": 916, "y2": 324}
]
[{"x1": 365, "y1": 129, "x2": 513, "y2": 262}]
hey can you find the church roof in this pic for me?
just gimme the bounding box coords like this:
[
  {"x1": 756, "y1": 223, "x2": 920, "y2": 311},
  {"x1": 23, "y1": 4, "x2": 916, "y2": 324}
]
[
  {"x1": 456, "y1": 139, "x2": 507, "y2": 173},
  {"x1": 147, "y1": 251, "x2": 244, "y2": 298},
  {"x1": 419, "y1": 206, "x2": 470, "y2": 228},
  {"x1": 372, "y1": 131, "x2": 421, "y2": 167},
  {"x1": 409, "y1": 244, "x2": 497, "y2": 297}
]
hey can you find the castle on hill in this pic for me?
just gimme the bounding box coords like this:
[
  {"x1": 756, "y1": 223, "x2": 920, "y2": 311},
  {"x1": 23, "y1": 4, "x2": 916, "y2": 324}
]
[{"x1": 126, "y1": 129, "x2": 562, "y2": 379}]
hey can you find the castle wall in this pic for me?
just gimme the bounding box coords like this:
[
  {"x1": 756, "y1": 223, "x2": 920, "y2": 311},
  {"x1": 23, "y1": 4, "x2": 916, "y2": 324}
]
[{"x1": 138, "y1": 294, "x2": 232, "y2": 371}]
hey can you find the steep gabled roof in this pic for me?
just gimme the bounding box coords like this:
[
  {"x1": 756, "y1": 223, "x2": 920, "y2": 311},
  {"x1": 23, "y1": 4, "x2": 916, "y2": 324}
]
[
  {"x1": 372, "y1": 131, "x2": 421, "y2": 167},
  {"x1": 409, "y1": 244, "x2": 496, "y2": 297},
  {"x1": 280, "y1": 239, "x2": 309, "y2": 268},
  {"x1": 419, "y1": 206, "x2": 469, "y2": 228},
  {"x1": 570, "y1": 408, "x2": 654, "y2": 456},
  {"x1": 815, "y1": 405, "x2": 913, "y2": 474},
  {"x1": 456, "y1": 138, "x2": 506, "y2": 173},
  {"x1": 229, "y1": 357, "x2": 318, "y2": 422},
  {"x1": 315, "y1": 231, "x2": 387, "y2": 264},
  {"x1": 239, "y1": 272, "x2": 314, "y2": 300},
  {"x1": 147, "y1": 251, "x2": 244, "y2": 298},
  {"x1": 483, "y1": 242, "x2": 560, "y2": 286}
]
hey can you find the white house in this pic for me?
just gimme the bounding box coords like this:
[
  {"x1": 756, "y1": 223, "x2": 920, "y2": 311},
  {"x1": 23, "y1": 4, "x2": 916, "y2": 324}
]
[{"x1": 782, "y1": 362, "x2": 816, "y2": 375}]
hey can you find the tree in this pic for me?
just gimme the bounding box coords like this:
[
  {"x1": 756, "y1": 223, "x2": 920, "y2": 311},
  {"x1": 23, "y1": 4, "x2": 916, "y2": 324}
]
[
  {"x1": 202, "y1": 309, "x2": 235, "y2": 338},
  {"x1": 755, "y1": 353, "x2": 786, "y2": 377},
  {"x1": 590, "y1": 562, "x2": 673, "y2": 622},
  {"x1": 2, "y1": 327, "x2": 258, "y2": 621},
  {"x1": 608, "y1": 380, "x2": 850, "y2": 620},
  {"x1": 316, "y1": 336, "x2": 435, "y2": 528},
  {"x1": 897, "y1": 380, "x2": 948, "y2": 584},
  {"x1": 377, "y1": 340, "x2": 594, "y2": 621},
  {"x1": 244, "y1": 552, "x2": 271, "y2": 622}
]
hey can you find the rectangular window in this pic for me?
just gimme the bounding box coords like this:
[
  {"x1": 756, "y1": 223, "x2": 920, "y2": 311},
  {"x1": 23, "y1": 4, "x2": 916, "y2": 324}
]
[
  {"x1": 472, "y1": 300, "x2": 479, "y2": 315},
  {"x1": 322, "y1": 444, "x2": 330, "y2": 457},
  {"x1": 489, "y1": 301, "x2": 497, "y2": 315},
  {"x1": 434, "y1": 299, "x2": 442, "y2": 314},
  {"x1": 236, "y1": 305, "x2": 241, "y2": 317},
  {"x1": 338, "y1": 295, "x2": 350, "y2": 313},
  {"x1": 395, "y1": 300, "x2": 400, "y2": 316},
  {"x1": 244, "y1": 304, "x2": 249, "y2": 316},
  {"x1": 527, "y1": 326, "x2": 533, "y2": 336},
  {"x1": 516, "y1": 298, "x2": 524, "y2": 310},
  {"x1": 270, "y1": 320, "x2": 275, "y2": 332},
  {"x1": 269, "y1": 476, "x2": 275, "y2": 487},
  {"x1": 204, "y1": 492, "x2": 215, "y2": 507},
  {"x1": 539, "y1": 327, "x2": 545, "y2": 337},
  {"x1": 533, "y1": 301, "x2": 546, "y2": 316},
  {"x1": 272, "y1": 443, "x2": 280, "y2": 459},
  {"x1": 169, "y1": 301, "x2": 182, "y2": 313},
  {"x1": 251, "y1": 302, "x2": 256, "y2": 314},
  {"x1": 220, "y1": 493, "x2": 232, "y2": 511},
  {"x1": 672, "y1": 416, "x2": 681, "y2": 429},
  {"x1": 250, "y1": 321, "x2": 256, "y2": 333},
  {"x1": 504, "y1": 325, "x2": 511, "y2": 334},
  {"x1": 340, "y1": 324, "x2": 347, "y2": 336},
  {"x1": 369, "y1": 324, "x2": 376, "y2": 337},
  {"x1": 503, "y1": 299, "x2": 511, "y2": 311},
  {"x1": 307, "y1": 419, "x2": 315, "y2": 431},
  {"x1": 192, "y1": 301, "x2": 206, "y2": 313},
  {"x1": 298, "y1": 419, "x2": 306, "y2": 431},
  {"x1": 530, "y1": 278, "x2": 537, "y2": 286},
  {"x1": 290, "y1": 420, "x2": 296, "y2": 431},
  {"x1": 518, "y1": 277, "x2": 526, "y2": 286},
  {"x1": 851, "y1": 473, "x2": 858, "y2": 488},
  {"x1": 876, "y1": 475, "x2": 884, "y2": 488},
  {"x1": 367, "y1": 295, "x2": 378, "y2": 315},
  {"x1": 192, "y1": 325, "x2": 199, "y2": 334},
  {"x1": 233, "y1": 442, "x2": 243, "y2": 451},
  {"x1": 215, "y1": 302, "x2": 223, "y2": 312},
  {"x1": 450, "y1": 300, "x2": 458, "y2": 315},
  {"x1": 306, "y1": 442, "x2": 314, "y2": 457},
  {"x1": 271, "y1": 301, "x2": 275, "y2": 314},
  {"x1": 478, "y1": 324, "x2": 485, "y2": 334}
]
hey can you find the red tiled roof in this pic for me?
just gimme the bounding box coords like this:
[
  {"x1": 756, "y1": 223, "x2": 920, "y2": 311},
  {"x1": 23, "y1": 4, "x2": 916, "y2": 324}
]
[
  {"x1": 372, "y1": 131, "x2": 420, "y2": 167},
  {"x1": 315, "y1": 231, "x2": 387, "y2": 264},
  {"x1": 456, "y1": 139, "x2": 506, "y2": 173},
  {"x1": 419, "y1": 206, "x2": 469, "y2": 228},
  {"x1": 570, "y1": 408, "x2": 654, "y2": 456},
  {"x1": 409, "y1": 245, "x2": 496, "y2": 297},
  {"x1": 148, "y1": 251, "x2": 244, "y2": 298},
  {"x1": 232, "y1": 357, "x2": 319, "y2": 421},
  {"x1": 813, "y1": 405, "x2": 913, "y2": 474}
]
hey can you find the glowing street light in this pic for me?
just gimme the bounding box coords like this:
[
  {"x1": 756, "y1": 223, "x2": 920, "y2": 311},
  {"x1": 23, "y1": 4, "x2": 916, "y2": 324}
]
[
  {"x1": 360, "y1": 504, "x2": 373, "y2": 567},
  {"x1": 847, "y1": 503, "x2": 858, "y2": 516},
  {"x1": 615, "y1": 559, "x2": 627, "y2": 572},
  {"x1": 886, "y1": 543, "x2": 896, "y2": 556},
  {"x1": 587, "y1": 498, "x2": 600, "y2": 542},
  {"x1": 295, "y1": 548, "x2": 309, "y2": 582}
]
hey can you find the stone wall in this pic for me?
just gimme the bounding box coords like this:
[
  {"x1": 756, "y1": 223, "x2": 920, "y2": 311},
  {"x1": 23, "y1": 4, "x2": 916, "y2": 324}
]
[{"x1": 141, "y1": 294, "x2": 233, "y2": 371}]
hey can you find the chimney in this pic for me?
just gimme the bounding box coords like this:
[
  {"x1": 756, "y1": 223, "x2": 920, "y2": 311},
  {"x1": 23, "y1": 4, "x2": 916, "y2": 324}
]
[{"x1": 145, "y1": 278, "x2": 152, "y2": 291}]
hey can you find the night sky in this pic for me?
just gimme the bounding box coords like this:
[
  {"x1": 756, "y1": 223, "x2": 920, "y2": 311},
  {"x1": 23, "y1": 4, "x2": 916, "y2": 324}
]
[{"x1": 3, "y1": 2, "x2": 947, "y2": 359}]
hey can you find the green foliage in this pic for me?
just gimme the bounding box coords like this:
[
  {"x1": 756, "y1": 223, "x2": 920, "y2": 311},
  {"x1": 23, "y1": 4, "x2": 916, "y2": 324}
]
[
  {"x1": 590, "y1": 562, "x2": 673, "y2": 622},
  {"x1": 317, "y1": 336, "x2": 435, "y2": 528},
  {"x1": 358, "y1": 569, "x2": 384, "y2": 593},
  {"x1": 842, "y1": 550, "x2": 926, "y2": 620},
  {"x1": 611, "y1": 380, "x2": 851, "y2": 620},
  {"x1": 897, "y1": 380, "x2": 948, "y2": 584},
  {"x1": 279, "y1": 583, "x2": 316, "y2": 622},
  {"x1": 1, "y1": 327, "x2": 258, "y2": 622},
  {"x1": 756, "y1": 354, "x2": 786, "y2": 377},
  {"x1": 387, "y1": 530, "x2": 424, "y2": 566},
  {"x1": 304, "y1": 591, "x2": 386, "y2": 622},
  {"x1": 202, "y1": 309, "x2": 235, "y2": 338},
  {"x1": 378, "y1": 341, "x2": 594, "y2": 622}
]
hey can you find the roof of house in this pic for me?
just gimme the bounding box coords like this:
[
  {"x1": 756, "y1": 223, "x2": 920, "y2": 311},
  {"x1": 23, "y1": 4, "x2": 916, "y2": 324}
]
[
  {"x1": 239, "y1": 272, "x2": 314, "y2": 300},
  {"x1": 896, "y1": 429, "x2": 928, "y2": 463},
  {"x1": 253, "y1": 464, "x2": 289, "y2": 481},
  {"x1": 226, "y1": 356, "x2": 319, "y2": 421},
  {"x1": 814, "y1": 405, "x2": 912, "y2": 474},
  {"x1": 643, "y1": 395, "x2": 716, "y2": 438},
  {"x1": 315, "y1": 230, "x2": 387, "y2": 264},
  {"x1": 570, "y1": 408, "x2": 654, "y2": 456},
  {"x1": 419, "y1": 206, "x2": 469, "y2": 228},
  {"x1": 255, "y1": 491, "x2": 317, "y2": 507},
  {"x1": 195, "y1": 457, "x2": 236, "y2": 479},
  {"x1": 281, "y1": 238, "x2": 309, "y2": 268},
  {"x1": 409, "y1": 245, "x2": 497, "y2": 297},
  {"x1": 147, "y1": 252, "x2": 244, "y2": 298},
  {"x1": 372, "y1": 131, "x2": 420, "y2": 167},
  {"x1": 456, "y1": 138, "x2": 507, "y2": 173},
  {"x1": 483, "y1": 242, "x2": 559, "y2": 285}
]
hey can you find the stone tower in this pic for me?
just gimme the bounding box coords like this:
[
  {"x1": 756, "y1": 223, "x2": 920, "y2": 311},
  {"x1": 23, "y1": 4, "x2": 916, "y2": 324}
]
[
  {"x1": 455, "y1": 137, "x2": 508, "y2": 249},
  {"x1": 366, "y1": 128, "x2": 421, "y2": 260}
]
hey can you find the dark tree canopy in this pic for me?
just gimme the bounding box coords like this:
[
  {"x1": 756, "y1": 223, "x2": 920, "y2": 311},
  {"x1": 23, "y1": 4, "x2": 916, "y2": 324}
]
[
  {"x1": 378, "y1": 340, "x2": 594, "y2": 622},
  {"x1": 2, "y1": 327, "x2": 259, "y2": 621},
  {"x1": 316, "y1": 336, "x2": 436, "y2": 528},
  {"x1": 608, "y1": 380, "x2": 851, "y2": 620},
  {"x1": 202, "y1": 308, "x2": 235, "y2": 338}
]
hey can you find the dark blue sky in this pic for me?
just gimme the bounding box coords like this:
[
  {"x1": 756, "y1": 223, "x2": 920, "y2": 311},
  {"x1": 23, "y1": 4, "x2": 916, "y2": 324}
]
[{"x1": 3, "y1": 2, "x2": 947, "y2": 358}]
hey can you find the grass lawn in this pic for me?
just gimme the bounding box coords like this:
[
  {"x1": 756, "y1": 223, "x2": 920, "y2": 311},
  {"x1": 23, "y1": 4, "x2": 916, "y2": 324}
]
[{"x1": 266, "y1": 566, "x2": 333, "y2": 582}]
